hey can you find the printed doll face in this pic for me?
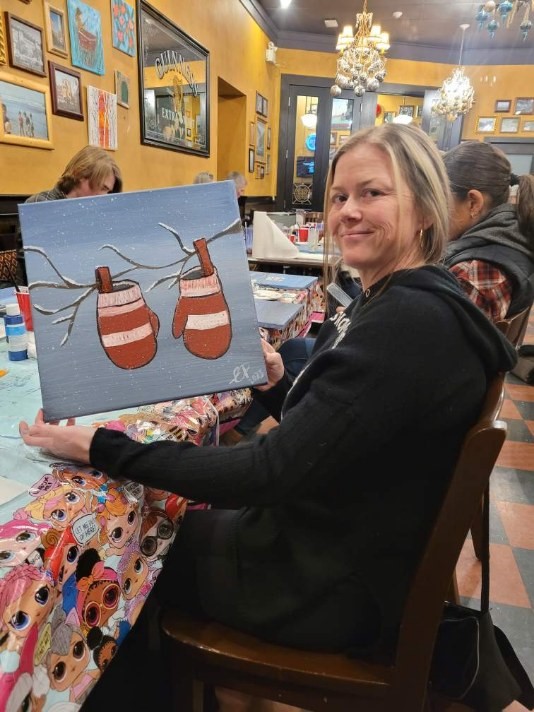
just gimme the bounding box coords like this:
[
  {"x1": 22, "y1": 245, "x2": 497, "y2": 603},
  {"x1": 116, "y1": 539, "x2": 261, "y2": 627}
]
[
  {"x1": 44, "y1": 489, "x2": 86, "y2": 530},
  {"x1": 58, "y1": 468, "x2": 106, "y2": 491},
  {"x1": 48, "y1": 630, "x2": 89, "y2": 691},
  {"x1": 58, "y1": 542, "x2": 80, "y2": 585},
  {"x1": 82, "y1": 580, "x2": 120, "y2": 630},
  {"x1": 140, "y1": 514, "x2": 174, "y2": 562},
  {"x1": 97, "y1": 638, "x2": 117, "y2": 671},
  {"x1": 0, "y1": 526, "x2": 43, "y2": 568},
  {"x1": 121, "y1": 554, "x2": 148, "y2": 600},
  {"x1": 106, "y1": 503, "x2": 138, "y2": 551},
  {"x1": 4, "y1": 580, "x2": 54, "y2": 640}
]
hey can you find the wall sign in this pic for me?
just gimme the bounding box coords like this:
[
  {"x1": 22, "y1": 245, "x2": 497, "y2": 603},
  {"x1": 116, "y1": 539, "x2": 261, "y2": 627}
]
[{"x1": 138, "y1": 1, "x2": 209, "y2": 155}]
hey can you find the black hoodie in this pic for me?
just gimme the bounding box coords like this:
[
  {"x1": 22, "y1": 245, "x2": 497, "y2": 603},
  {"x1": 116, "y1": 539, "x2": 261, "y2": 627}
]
[{"x1": 91, "y1": 265, "x2": 516, "y2": 652}]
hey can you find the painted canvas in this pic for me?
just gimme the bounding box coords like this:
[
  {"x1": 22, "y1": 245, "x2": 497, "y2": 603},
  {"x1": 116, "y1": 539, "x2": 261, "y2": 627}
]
[
  {"x1": 18, "y1": 181, "x2": 267, "y2": 420},
  {"x1": 67, "y1": 0, "x2": 105, "y2": 75},
  {"x1": 87, "y1": 85, "x2": 117, "y2": 149},
  {"x1": 111, "y1": 0, "x2": 135, "y2": 56}
]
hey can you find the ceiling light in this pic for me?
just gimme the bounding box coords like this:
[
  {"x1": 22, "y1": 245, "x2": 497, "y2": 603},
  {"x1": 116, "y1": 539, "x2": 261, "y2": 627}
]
[
  {"x1": 475, "y1": 0, "x2": 532, "y2": 39},
  {"x1": 280, "y1": 0, "x2": 292, "y2": 8},
  {"x1": 324, "y1": 18, "x2": 339, "y2": 28},
  {"x1": 433, "y1": 25, "x2": 475, "y2": 122},
  {"x1": 392, "y1": 11, "x2": 403, "y2": 18}
]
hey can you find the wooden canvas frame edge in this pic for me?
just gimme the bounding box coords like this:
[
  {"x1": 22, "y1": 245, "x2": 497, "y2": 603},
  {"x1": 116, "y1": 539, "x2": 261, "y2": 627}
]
[
  {"x1": 0, "y1": 71, "x2": 54, "y2": 148},
  {"x1": 137, "y1": 0, "x2": 210, "y2": 156},
  {"x1": 0, "y1": 13, "x2": 7, "y2": 65},
  {"x1": 49, "y1": 60, "x2": 83, "y2": 120},
  {"x1": 115, "y1": 69, "x2": 130, "y2": 108},
  {"x1": 5, "y1": 12, "x2": 47, "y2": 77},
  {"x1": 44, "y1": 1, "x2": 69, "y2": 58}
]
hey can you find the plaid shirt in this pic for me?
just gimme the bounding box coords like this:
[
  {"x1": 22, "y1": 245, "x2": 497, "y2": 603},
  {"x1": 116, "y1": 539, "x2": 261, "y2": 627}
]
[{"x1": 449, "y1": 260, "x2": 513, "y2": 324}]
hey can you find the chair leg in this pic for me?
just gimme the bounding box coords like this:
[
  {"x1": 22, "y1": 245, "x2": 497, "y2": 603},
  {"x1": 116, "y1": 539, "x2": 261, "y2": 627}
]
[
  {"x1": 170, "y1": 649, "x2": 205, "y2": 712},
  {"x1": 470, "y1": 498, "x2": 484, "y2": 560}
]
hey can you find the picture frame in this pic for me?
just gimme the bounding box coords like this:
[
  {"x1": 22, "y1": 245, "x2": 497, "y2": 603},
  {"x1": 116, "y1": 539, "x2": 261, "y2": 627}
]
[
  {"x1": 0, "y1": 13, "x2": 7, "y2": 65},
  {"x1": 476, "y1": 116, "x2": 497, "y2": 133},
  {"x1": 87, "y1": 85, "x2": 117, "y2": 149},
  {"x1": 249, "y1": 121, "x2": 255, "y2": 146},
  {"x1": 256, "y1": 162, "x2": 265, "y2": 180},
  {"x1": 111, "y1": 0, "x2": 135, "y2": 56},
  {"x1": 44, "y1": 2, "x2": 69, "y2": 58},
  {"x1": 256, "y1": 118, "x2": 266, "y2": 158},
  {"x1": 415, "y1": 105, "x2": 423, "y2": 118},
  {"x1": 248, "y1": 146, "x2": 255, "y2": 173},
  {"x1": 49, "y1": 60, "x2": 83, "y2": 120},
  {"x1": 255, "y1": 91, "x2": 263, "y2": 115},
  {"x1": 523, "y1": 120, "x2": 534, "y2": 132},
  {"x1": 266, "y1": 153, "x2": 271, "y2": 176},
  {"x1": 399, "y1": 105, "x2": 414, "y2": 117},
  {"x1": 514, "y1": 97, "x2": 534, "y2": 115},
  {"x1": 262, "y1": 96, "x2": 268, "y2": 118},
  {"x1": 338, "y1": 133, "x2": 349, "y2": 146},
  {"x1": 0, "y1": 72, "x2": 53, "y2": 148},
  {"x1": 67, "y1": 0, "x2": 105, "y2": 75},
  {"x1": 500, "y1": 117, "x2": 520, "y2": 134},
  {"x1": 267, "y1": 126, "x2": 271, "y2": 150},
  {"x1": 5, "y1": 13, "x2": 46, "y2": 76},
  {"x1": 494, "y1": 99, "x2": 511, "y2": 113},
  {"x1": 138, "y1": 1, "x2": 209, "y2": 156},
  {"x1": 115, "y1": 69, "x2": 130, "y2": 108},
  {"x1": 384, "y1": 111, "x2": 395, "y2": 123}
]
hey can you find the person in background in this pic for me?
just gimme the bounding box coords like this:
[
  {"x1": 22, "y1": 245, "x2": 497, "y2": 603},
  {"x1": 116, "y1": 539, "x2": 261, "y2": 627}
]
[
  {"x1": 443, "y1": 141, "x2": 534, "y2": 324},
  {"x1": 19, "y1": 125, "x2": 516, "y2": 709},
  {"x1": 26, "y1": 146, "x2": 122, "y2": 203},
  {"x1": 226, "y1": 170, "x2": 247, "y2": 198},
  {"x1": 193, "y1": 171, "x2": 214, "y2": 184}
]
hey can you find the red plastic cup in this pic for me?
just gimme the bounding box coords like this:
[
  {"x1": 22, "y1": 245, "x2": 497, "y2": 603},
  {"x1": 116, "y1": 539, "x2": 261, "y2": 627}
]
[
  {"x1": 16, "y1": 289, "x2": 33, "y2": 331},
  {"x1": 298, "y1": 226, "x2": 309, "y2": 242}
]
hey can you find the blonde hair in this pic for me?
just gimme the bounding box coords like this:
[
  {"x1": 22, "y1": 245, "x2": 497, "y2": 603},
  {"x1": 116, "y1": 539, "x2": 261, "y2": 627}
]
[
  {"x1": 323, "y1": 124, "x2": 450, "y2": 283},
  {"x1": 193, "y1": 171, "x2": 214, "y2": 184},
  {"x1": 57, "y1": 145, "x2": 122, "y2": 194}
]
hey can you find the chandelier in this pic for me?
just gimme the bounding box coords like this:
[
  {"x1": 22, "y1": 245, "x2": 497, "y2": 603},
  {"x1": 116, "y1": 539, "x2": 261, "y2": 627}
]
[
  {"x1": 433, "y1": 24, "x2": 475, "y2": 123},
  {"x1": 330, "y1": 0, "x2": 390, "y2": 98},
  {"x1": 475, "y1": 0, "x2": 532, "y2": 39}
]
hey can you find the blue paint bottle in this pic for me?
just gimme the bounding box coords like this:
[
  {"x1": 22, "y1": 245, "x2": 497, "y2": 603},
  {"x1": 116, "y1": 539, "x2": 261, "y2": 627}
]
[{"x1": 4, "y1": 303, "x2": 28, "y2": 361}]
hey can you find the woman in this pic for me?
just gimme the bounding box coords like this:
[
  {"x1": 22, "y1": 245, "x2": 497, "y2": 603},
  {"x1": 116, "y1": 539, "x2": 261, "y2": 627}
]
[
  {"x1": 20, "y1": 126, "x2": 516, "y2": 659},
  {"x1": 443, "y1": 141, "x2": 534, "y2": 324}
]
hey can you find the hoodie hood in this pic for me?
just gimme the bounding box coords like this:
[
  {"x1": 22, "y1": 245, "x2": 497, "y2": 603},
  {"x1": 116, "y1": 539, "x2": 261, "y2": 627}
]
[{"x1": 383, "y1": 266, "x2": 517, "y2": 375}]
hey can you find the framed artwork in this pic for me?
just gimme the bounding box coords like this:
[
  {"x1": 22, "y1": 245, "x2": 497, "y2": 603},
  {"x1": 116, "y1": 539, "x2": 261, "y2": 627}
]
[
  {"x1": 49, "y1": 60, "x2": 83, "y2": 120},
  {"x1": 18, "y1": 181, "x2": 266, "y2": 419},
  {"x1": 0, "y1": 13, "x2": 6, "y2": 65},
  {"x1": 514, "y1": 97, "x2": 534, "y2": 115},
  {"x1": 138, "y1": 2, "x2": 209, "y2": 156},
  {"x1": 523, "y1": 120, "x2": 534, "y2": 132},
  {"x1": 111, "y1": 0, "x2": 135, "y2": 56},
  {"x1": 384, "y1": 111, "x2": 395, "y2": 123},
  {"x1": 415, "y1": 105, "x2": 423, "y2": 118},
  {"x1": 256, "y1": 118, "x2": 266, "y2": 158},
  {"x1": 255, "y1": 91, "x2": 263, "y2": 115},
  {"x1": 500, "y1": 117, "x2": 519, "y2": 134},
  {"x1": 494, "y1": 99, "x2": 511, "y2": 113},
  {"x1": 5, "y1": 13, "x2": 46, "y2": 76},
  {"x1": 476, "y1": 116, "x2": 496, "y2": 133},
  {"x1": 262, "y1": 96, "x2": 268, "y2": 118},
  {"x1": 44, "y1": 2, "x2": 69, "y2": 57},
  {"x1": 399, "y1": 105, "x2": 415, "y2": 117},
  {"x1": 267, "y1": 126, "x2": 271, "y2": 150},
  {"x1": 87, "y1": 85, "x2": 117, "y2": 149},
  {"x1": 266, "y1": 153, "x2": 271, "y2": 175},
  {"x1": 67, "y1": 0, "x2": 105, "y2": 75},
  {"x1": 115, "y1": 69, "x2": 130, "y2": 108},
  {"x1": 249, "y1": 120, "x2": 255, "y2": 146},
  {"x1": 256, "y1": 162, "x2": 265, "y2": 180},
  {"x1": 248, "y1": 146, "x2": 255, "y2": 173},
  {"x1": 338, "y1": 133, "x2": 349, "y2": 146},
  {"x1": 0, "y1": 72, "x2": 53, "y2": 148}
]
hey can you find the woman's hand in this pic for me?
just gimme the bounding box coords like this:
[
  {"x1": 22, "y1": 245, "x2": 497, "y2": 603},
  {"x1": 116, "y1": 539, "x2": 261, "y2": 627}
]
[
  {"x1": 255, "y1": 339, "x2": 285, "y2": 391},
  {"x1": 19, "y1": 409, "x2": 95, "y2": 464}
]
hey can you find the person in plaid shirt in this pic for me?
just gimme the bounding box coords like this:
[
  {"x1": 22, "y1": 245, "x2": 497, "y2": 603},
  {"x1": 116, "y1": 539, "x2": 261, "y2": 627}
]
[{"x1": 443, "y1": 141, "x2": 534, "y2": 324}]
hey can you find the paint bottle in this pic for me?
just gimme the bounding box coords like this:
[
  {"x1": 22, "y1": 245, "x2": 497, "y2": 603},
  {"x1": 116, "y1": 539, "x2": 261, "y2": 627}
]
[{"x1": 4, "y1": 303, "x2": 28, "y2": 361}]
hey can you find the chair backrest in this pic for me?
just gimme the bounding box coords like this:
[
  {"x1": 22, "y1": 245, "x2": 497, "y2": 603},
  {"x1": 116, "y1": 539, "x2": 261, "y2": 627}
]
[
  {"x1": 391, "y1": 375, "x2": 507, "y2": 705},
  {"x1": 496, "y1": 305, "x2": 532, "y2": 349}
]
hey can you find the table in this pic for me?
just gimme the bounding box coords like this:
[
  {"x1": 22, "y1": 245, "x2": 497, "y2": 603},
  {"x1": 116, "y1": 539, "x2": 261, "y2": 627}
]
[{"x1": 0, "y1": 334, "x2": 250, "y2": 711}]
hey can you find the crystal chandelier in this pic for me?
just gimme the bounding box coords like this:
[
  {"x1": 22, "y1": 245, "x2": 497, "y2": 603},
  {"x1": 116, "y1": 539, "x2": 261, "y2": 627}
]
[
  {"x1": 433, "y1": 25, "x2": 475, "y2": 123},
  {"x1": 330, "y1": 0, "x2": 390, "y2": 98},
  {"x1": 475, "y1": 0, "x2": 532, "y2": 39}
]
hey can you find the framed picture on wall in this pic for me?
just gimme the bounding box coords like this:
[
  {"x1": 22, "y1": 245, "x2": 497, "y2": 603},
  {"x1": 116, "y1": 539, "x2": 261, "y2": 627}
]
[
  {"x1": 523, "y1": 120, "x2": 534, "y2": 132},
  {"x1": 111, "y1": 0, "x2": 136, "y2": 56},
  {"x1": 476, "y1": 116, "x2": 497, "y2": 133},
  {"x1": 0, "y1": 72, "x2": 53, "y2": 148},
  {"x1": 514, "y1": 97, "x2": 534, "y2": 115},
  {"x1": 256, "y1": 118, "x2": 266, "y2": 158},
  {"x1": 138, "y1": 1, "x2": 209, "y2": 155},
  {"x1": 5, "y1": 14, "x2": 46, "y2": 76},
  {"x1": 399, "y1": 105, "x2": 415, "y2": 117},
  {"x1": 500, "y1": 117, "x2": 519, "y2": 133},
  {"x1": 249, "y1": 121, "x2": 255, "y2": 146},
  {"x1": 494, "y1": 99, "x2": 511, "y2": 113},
  {"x1": 44, "y1": 2, "x2": 69, "y2": 58},
  {"x1": 384, "y1": 111, "x2": 395, "y2": 123},
  {"x1": 67, "y1": 0, "x2": 105, "y2": 75},
  {"x1": 262, "y1": 96, "x2": 268, "y2": 117},
  {"x1": 248, "y1": 147, "x2": 255, "y2": 173},
  {"x1": 255, "y1": 91, "x2": 263, "y2": 114},
  {"x1": 49, "y1": 61, "x2": 83, "y2": 120},
  {"x1": 0, "y1": 13, "x2": 6, "y2": 65},
  {"x1": 267, "y1": 126, "x2": 271, "y2": 150},
  {"x1": 115, "y1": 69, "x2": 130, "y2": 108}
]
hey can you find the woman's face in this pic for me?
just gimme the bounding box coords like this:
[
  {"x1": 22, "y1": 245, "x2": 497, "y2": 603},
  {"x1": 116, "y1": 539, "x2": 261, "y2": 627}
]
[{"x1": 328, "y1": 143, "x2": 422, "y2": 285}]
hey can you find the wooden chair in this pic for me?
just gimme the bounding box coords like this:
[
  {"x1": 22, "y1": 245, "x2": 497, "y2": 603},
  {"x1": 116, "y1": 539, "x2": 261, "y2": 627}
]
[{"x1": 161, "y1": 376, "x2": 507, "y2": 712}]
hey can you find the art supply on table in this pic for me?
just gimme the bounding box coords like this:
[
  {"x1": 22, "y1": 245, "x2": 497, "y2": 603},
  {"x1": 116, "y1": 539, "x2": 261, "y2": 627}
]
[
  {"x1": 4, "y1": 302, "x2": 28, "y2": 361},
  {"x1": 16, "y1": 286, "x2": 33, "y2": 331},
  {"x1": 326, "y1": 282, "x2": 353, "y2": 308}
]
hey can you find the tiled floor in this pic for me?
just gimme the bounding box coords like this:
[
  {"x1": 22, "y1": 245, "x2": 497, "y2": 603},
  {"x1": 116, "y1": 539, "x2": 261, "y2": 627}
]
[{"x1": 456, "y1": 311, "x2": 534, "y2": 711}]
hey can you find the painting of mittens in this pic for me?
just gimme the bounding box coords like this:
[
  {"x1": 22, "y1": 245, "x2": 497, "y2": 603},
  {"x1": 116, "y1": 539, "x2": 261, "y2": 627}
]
[
  {"x1": 173, "y1": 238, "x2": 232, "y2": 359},
  {"x1": 96, "y1": 266, "x2": 160, "y2": 369}
]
